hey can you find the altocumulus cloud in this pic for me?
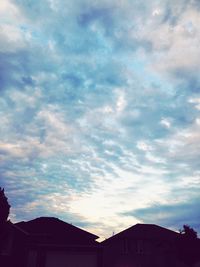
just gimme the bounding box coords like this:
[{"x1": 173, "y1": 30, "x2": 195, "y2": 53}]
[{"x1": 0, "y1": 0, "x2": 200, "y2": 239}]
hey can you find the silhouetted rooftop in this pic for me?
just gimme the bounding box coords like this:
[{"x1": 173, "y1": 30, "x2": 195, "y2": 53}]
[
  {"x1": 15, "y1": 217, "x2": 99, "y2": 245},
  {"x1": 102, "y1": 224, "x2": 180, "y2": 243}
]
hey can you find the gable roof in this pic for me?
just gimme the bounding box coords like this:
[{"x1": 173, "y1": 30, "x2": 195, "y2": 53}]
[
  {"x1": 102, "y1": 224, "x2": 179, "y2": 244},
  {"x1": 15, "y1": 217, "x2": 99, "y2": 245}
]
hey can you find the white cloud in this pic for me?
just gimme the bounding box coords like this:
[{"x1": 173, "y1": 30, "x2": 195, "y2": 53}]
[
  {"x1": 145, "y1": 152, "x2": 166, "y2": 164},
  {"x1": 9, "y1": 88, "x2": 41, "y2": 109},
  {"x1": 0, "y1": 24, "x2": 27, "y2": 52},
  {"x1": 10, "y1": 191, "x2": 74, "y2": 221},
  {"x1": 24, "y1": 106, "x2": 84, "y2": 158},
  {"x1": 150, "y1": 6, "x2": 200, "y2": 75},
  {"x1": 0, "y1": 0, "x2": 30, "y2": 52},
  {"x1": 152, "y1": 8, "x2": 162, "y2": 17},
  {"x1": 0, "y1": 0, "x2": 22, "y2": 21},
  {"x1": 188, "y1": 97, "x2": 200, "y2": 110},
  {"x1": 160, "y1": 118, "x2": 171, "y2": 128},
  {"x1": 137, "y1": 141, "x2": 152, "y2": 151},
  {"x1": 116, "y1": 90, "x2": 127, "y2": 113},
  {"x1": 0, "y1": 143, "x2": 26, "y2": 158},
  {"x1": 155, "y1": 117, "x2": 200, "y2": 167}
]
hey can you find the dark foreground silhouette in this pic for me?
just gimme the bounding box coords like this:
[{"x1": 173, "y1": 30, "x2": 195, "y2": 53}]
[
  {"x1": 102, "y1": 223, "x2": 200, "y2": 267},
  {"x1": 0, "y1": 188, "x2": 200, "y2": 267},
  {"x1": 0, "y1": 218, "x2": 200, "y2": 267},
  {"x1": 0, "y1": 217, "x2": 102, "y2": 267}
]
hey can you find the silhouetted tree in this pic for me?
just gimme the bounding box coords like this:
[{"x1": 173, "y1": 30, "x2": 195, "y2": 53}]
[
  {"x1": 180, "y1": 224, "x2": 197, "y2": 239},
  {"x1": 0, "y1": 187, "x2": 10, "y2": 226},
  {"x1": 178, "y1": 225, "x2": 199, "y2": 267},
  {"x1": 0, "y1": 187, "x2": 11, "y2": 257}
]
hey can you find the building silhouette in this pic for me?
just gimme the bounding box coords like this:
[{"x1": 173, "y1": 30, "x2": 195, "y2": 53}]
[
  {"x1": 1, "y1": 219, "x2": 200, "y2": 267},
  {"x1": 101, "y1": 223, "x2": 200, "y2": 267},
  {"x1": 1, "y1": 217, "x2": 101, "y2": 267}
]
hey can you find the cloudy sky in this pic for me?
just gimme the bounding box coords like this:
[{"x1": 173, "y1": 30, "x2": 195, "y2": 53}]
[{"x1": 0, "y1": 0, "x2": 200, "y2": 239}]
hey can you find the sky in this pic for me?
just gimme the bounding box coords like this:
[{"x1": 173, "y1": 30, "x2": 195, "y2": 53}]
[{"x1": 0, "y1": 0, "x2": 200, "y2": 240}]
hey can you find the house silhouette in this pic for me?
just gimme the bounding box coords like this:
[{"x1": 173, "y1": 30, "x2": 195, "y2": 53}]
[
  {"x1": 16, "y1": 217, "x2": 99, "y2": 246},
  {"x1": 1, "y1": 217, "x2": 102, "y2": 267},
  {"x1": 101, "y1": 223, "x2": 200, "y2": 267},
  {"x1": 1, "y1": 219, "x2": 200, "y2": 267}
]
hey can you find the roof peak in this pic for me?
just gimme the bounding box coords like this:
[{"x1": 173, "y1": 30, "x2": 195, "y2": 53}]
[
  {"x1": 102, "y1": 223, "x2": 179, "y2": 243},
  {"x1": 15, "y1": 217, "x2": 99, "y2": 240}
]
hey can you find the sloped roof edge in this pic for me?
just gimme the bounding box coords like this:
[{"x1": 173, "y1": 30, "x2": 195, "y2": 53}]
[
  {"x1": 15, "y1": 217, "x2": 99, "y2": 240},
  {"x1": 101, "y1": 223, "x2": 180, "y2": 243}
]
